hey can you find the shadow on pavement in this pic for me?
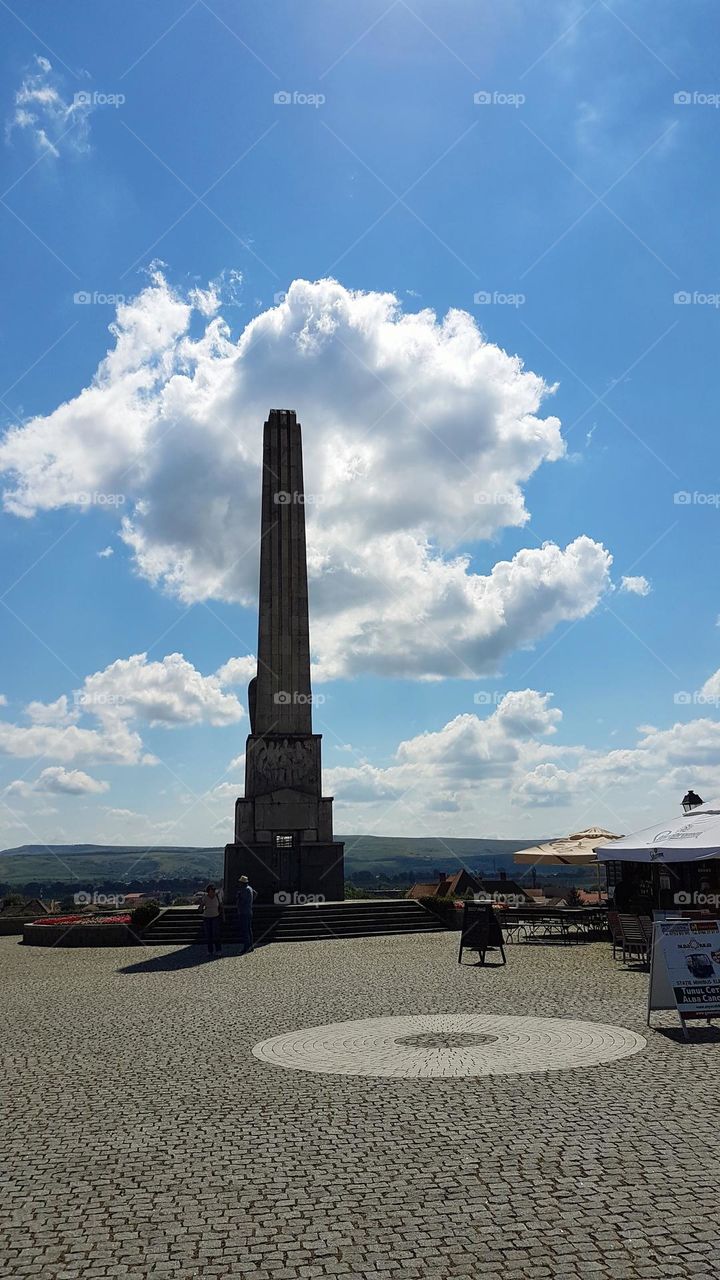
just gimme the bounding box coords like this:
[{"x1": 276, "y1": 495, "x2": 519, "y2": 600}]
[
  {"x1": 655, "y1": 1024, "x2": 720, "y2": 1045},
  {"x1": 116, "y1": 945, "x2": 257, "y2": 974}
]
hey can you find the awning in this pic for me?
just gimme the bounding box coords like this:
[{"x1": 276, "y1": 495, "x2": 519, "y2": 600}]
[
  {"x1": 514, "y1": 827, "x2": 620, "y2": 866},
  {"x1": 595, "y1": 803, "x2": 720, "y2": 863}
]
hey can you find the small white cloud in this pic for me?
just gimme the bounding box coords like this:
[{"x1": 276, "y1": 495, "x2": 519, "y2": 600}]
[
  {"x1": 97, "y1": 545, "x2": 114, "y2": 558},
  {"x1": 700, "y1": 669, "x2": 720, "y2": 702},
  {"x1": 188, "y1": 284, "x2": 221, "y2": 317},
  {"x1": 4, "y1": 779, "x2": 32, "y2": 798},
  {"x1": 0, "y1": 694, "x2": 7, "y2": 706},
  {"x1": 5, "y1": 766, "x2": 109, "y2": 798},
  {"x1": 620, "y1": 575, "x2": 651, "y2": 597},
  {"x1": 26, "y1": 694, "x2": 77, "y2": 726},
  {"x1": 36, "y1": 766, "x2": 109, "y2": 795},
  {"x1": 79, "y1": 652, "x2": 245, "y2": 727},
  {"x1": 5, "y1": 55, "x2": 92, "y2": 158},
  {"x1": 206, "y1": 781, "x2": 240, "y2": 802},
  {"x1": 215, "y1": 655, "x2": 255, "y2": 687}
]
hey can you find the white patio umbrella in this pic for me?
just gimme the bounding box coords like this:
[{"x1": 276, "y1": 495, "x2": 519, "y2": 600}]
[
  {"x1": 595, "y1": 802, "x2": 720, "y2": 863},
  {"x1": 514, "y1": 827, "x2": 621, "y2": 900}
]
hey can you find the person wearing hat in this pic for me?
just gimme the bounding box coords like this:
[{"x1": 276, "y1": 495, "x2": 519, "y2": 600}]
[{"x1": 236, "y1": 875, "x2": 256, "y2": 953}]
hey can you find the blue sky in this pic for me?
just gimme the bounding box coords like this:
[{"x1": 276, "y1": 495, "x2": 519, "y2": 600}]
[{"x1": 0, "y1": 0, "x2": 719, "y2": 852}]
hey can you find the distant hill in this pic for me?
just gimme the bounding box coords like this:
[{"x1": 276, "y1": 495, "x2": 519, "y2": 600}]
[{"x1": 0, "y1": 835, "x2": 550, "y2": 888}]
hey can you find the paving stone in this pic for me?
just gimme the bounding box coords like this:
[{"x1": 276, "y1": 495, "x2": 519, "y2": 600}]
[{"x1": 0, "y1": 933, "x2": 716, "y2": 1280}]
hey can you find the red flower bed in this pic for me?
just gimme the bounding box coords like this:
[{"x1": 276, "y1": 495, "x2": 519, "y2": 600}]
[{"x1": 32, "y1": 914, "x2": 132, "y2": 926}]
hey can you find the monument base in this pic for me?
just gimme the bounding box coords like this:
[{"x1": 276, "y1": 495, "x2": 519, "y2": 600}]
[{"x1": 224, "y1": 841, "x2": 345, "y2": 906}]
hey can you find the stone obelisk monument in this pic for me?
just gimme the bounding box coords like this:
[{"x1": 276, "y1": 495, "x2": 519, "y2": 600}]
[{"x1": 223, "y1": 410, "x2": 344, "y2": 905}]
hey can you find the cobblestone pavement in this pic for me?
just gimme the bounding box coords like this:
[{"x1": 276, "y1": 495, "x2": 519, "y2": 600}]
[{"x1": 1, "y1": 932, "x2": 718, "y2": 1280}]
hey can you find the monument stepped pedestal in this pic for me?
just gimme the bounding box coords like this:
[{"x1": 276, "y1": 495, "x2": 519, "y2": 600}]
[{"x1": 142, "y1": 900, "x2": 447, "y2": 945}]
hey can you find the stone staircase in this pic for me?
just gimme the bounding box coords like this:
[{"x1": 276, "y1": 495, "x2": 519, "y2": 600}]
[{"x1": 141, "y1": 899, "x2": 447, "y2": 947}]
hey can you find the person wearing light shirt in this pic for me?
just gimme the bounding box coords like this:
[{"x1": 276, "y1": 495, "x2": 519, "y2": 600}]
[{"x1": 200, "y1": 883, "x2": 223, "y2": 956}]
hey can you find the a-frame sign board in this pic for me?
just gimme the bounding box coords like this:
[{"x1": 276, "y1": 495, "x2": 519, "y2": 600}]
[
  {"x1": 458, "y1": 901, "x2": 506, "y2": 966},
  {"x1": 648, "y1": 918, "x2": 720, "y2": 1040}
]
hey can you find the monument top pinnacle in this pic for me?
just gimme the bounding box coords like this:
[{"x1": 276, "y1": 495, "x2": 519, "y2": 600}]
[{"x1": 253, "y1": 409, "x2": 312, "y2": 736}]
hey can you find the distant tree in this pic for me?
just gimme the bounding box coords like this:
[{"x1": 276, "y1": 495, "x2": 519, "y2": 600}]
[{"x1": 2, "y1": 892, "x2": 25, "y2": 909}]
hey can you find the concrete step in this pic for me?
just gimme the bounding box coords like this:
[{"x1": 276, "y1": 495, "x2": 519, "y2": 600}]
[
  {"x1": 141, "y1": 900, "x2": 447, "y2": 946},
  {"x1": 143, "y1": 927, "x2": 447, "y2": 947}
]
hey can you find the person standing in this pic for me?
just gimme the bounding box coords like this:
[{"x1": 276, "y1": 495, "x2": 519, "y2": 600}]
[
  {"x1": 236, "y1": 875, "x2": 256, "y2": 954},
  {"x1": 200, "y1": 883, "x2": 223, "y2": 956}
]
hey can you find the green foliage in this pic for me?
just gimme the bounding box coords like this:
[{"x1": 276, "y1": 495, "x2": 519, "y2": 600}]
[
  {"x1": 131, "y1": 900, "x2": 161, "y2": 931},
  {"x1": 2, "y1": 893, "x2": 25, "y2": 908},
  {"x1": 417, "y1": 894, "x2": 457, "y2": 914}
]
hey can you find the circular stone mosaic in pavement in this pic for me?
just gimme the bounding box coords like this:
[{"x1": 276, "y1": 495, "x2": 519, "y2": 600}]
[{"x1": 252, "y1": 1013, "x2": 646, "y2": 1078}]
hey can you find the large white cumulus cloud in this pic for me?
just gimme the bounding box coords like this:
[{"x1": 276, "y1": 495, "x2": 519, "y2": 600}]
[
  {"x1": 0, "y1": 652, "x2": 245, "y2": 769},
  {"x1": 0, "y1": 274, "x2": 612, "y2": 679},
  {"x1": 326, "y1": 680, "x2": 720, "y2": 836}
]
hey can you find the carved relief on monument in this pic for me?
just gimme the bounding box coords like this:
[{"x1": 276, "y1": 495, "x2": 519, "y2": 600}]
[{"x1": 246, "y1": 735, "x2": 320, "y2": 796}]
